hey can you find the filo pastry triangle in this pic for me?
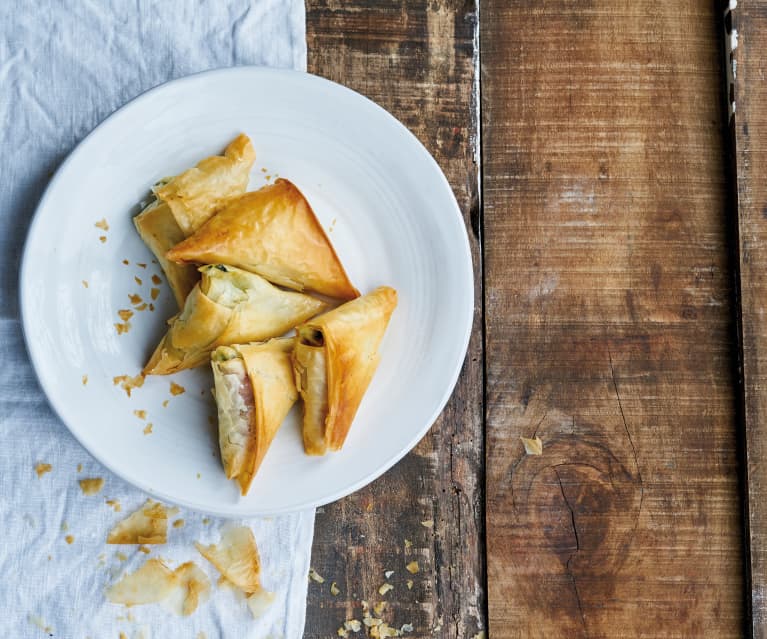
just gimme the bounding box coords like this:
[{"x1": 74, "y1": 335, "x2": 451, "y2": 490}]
[
  {"x1": 133, "y1": 134, "x2": 256, "y2": 307},
  {"x1": 166, "y1": 178, "x2": 359, "y2": 301},
  {"x1": 212, "y1": 339, "x2": 297, "y2": 495},
  {"x1": 143, "y1": 264, "x2": 328, "y2": 375},
  {"x1": 292, "y1": 286, "x2": 397, "y2": 455}
]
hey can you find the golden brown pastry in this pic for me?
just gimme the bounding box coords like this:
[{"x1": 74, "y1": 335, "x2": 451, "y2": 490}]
[
  {"x1": 166, "y1": 179, "x2": 359, "y2": 301},
  {"x1": 212, "y1": 339, "x2": 297, "y2": 495},
  {"x1": 143, "y1": 265, "x2": 328, "y2": 375},
  {"x1": 133, "y1": 201, "x2": 198, "y2": 307},
  {"x1": 133, "y1": 134, "x2": 256, "y2": 306},
  {"x1": 292, "y1": 286, "x2": 397, "y2": 455},
  {"x1": 155, "y1": 134, "x2": 256, "y2": 235}
]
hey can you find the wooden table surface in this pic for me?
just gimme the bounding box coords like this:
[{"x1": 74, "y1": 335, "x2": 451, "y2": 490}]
[{"x1": 303, "y1": 1, "x2": 765, "y2": 637}]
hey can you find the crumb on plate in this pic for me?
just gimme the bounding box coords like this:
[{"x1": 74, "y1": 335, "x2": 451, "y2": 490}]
[{"x1": 114, "y1": 322, "x2": 132, "y2": 335}]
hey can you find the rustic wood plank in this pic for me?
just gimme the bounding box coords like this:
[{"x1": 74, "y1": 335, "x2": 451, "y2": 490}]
[
  {"x1": 482, "y1": 2, "x2": 745, "y2": 636},
  {"x1": 731, "y1": 2, "x2": 767, "y2": 635},
  {"x1": 304, "y1": 2, "x2": 484, "y2": 637}
]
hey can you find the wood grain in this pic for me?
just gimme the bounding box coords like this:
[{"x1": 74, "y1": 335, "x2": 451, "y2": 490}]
[
  {"x1": 304, "y1": 2, "x2": 484, "y2": 637},
  {"x1": 731, "y1": 3, "x2": 767, "y2": 636},
  {"x1": 482, "y1": 2, "x2": 745, "y2": 636}
]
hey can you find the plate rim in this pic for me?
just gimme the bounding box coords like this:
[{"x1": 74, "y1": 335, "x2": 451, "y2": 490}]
[{"x1": 19, "y1": 66, "x2": 475, "y2": 516}]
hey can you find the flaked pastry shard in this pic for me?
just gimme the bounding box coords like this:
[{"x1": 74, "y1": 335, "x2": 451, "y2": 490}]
[
  {"x1": 134, "y1": 134, "x2": 256, "y2": 306},
  {"x1": 292, "y1": 286, "x2": 397, "y2": 455},
  {"x1": 195, "y1": 526, "x2": 263, "y2": 593},
  {"x1": 212, "y1": 338, "x2": 297, "y2": 495},
  {"x1": 143, "y1": 265, "x2": 327, "y2": 375},
  {"x1": 166, "y1": 179, "x2": 359, "y2": 300}
]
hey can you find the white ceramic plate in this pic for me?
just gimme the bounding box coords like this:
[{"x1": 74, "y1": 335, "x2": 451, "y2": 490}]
[{"x1": 20, "y1": 67, "x2": 473, "y2": 516}]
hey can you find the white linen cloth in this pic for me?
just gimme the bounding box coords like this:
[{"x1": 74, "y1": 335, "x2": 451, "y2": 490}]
[{"x1": 0, "y1": 2, "x2": 313, "y2": 637}]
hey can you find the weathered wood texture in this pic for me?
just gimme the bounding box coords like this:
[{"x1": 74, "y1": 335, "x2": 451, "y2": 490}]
[
  {"x1": 305, "y1": 2, "x2": 484, "y2": 637},
  {"x1": 482, "y1": 2, "x2": 744, "y2": 637},
  {"x1": 731, "y1": 3, "x2": 767, "y2": 636}
]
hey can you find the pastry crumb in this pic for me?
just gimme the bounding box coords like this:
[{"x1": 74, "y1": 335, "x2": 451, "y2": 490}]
[
  {"x1": 113, "y1": 373, "x2": 145, "y2": 397},
  {"x1": 150, "y1": 287, "x2": 160, "y2": 300},
  {"x1": 95, "y1": 218, "x2": 109, "y2": 231},
  {"x1": 65, "y1": 535, "x2": 74, "y2": 544},
  {"x1": 378, "y1": 582, "x2": 394, "y2": 596},
  {"x1": 134, "y1": 276, "x2": 143, "y2": 286},
  {"x1": 520, "y1": 436, "x2": 543, "y2": 455},
  {"x1": 99, "y1": 235, "x2": 107, "y2": 243},
  {"x1": 404, "y1": 539, "x2": 412, "y2": 549},
  {"x1": 308, "y1": 568, "x2": 325, "y2": 584},
  {"x1": 79, "y1": 477, "x2": 105, "y2": 495},
  {"x1": 136, "y1": 302, "x2": 148, "y2": 311},
  {"x1": 114, "y1": 322, "x2": 132, "y2": 335},
  {"x1": 133, "y1": 410, "x2": 147, "y2": 420},
  {"x1": 384, "y1": 570, "x2": 394, "y2": 579},
  {"x1": 406, "y1": 561, "x2": 419, "y2": 574},
  {"x1": 139, "y1": 545, "x2": 151, "y2": 554},
  {"x1": 118, "y1": 309, "x2": 134, "y2": 321},
  {"x1": 106, "y1": 499, "x2": 122, "y2": 512},
  {"x1": 137, "y1": 262, "x2": 147, "y2": 268},
  {"x1": 151, "y1": 274, "x2": 162, "y2": 285},
  {"x1": 82, "y1": 375, "x2": 88, "y2": 386},
  {"x1": 162, "y1": 400, "x2": 170, "y2": 408},
  {"x1": 202, "y1": 518, "x2": 210, "y2": 525},
  {"x1": 116, "y1": 551, "x2": 128, "y2": 562},
  {"x1": 345, "y1": 619, "x2": 362, "y2": 632},
  {"x1": 170, "y1": 382, "x2": 185, "y2": 396},
  {"x1": 420, "y1": 520, "x2": 433, "y2": 529},
  {"x1": 330, "y1": 581, "x2": 340, "y2": 596},
  {"x1": 149, "y1": 303, "x2": 155, "y2": 311},
  {"x1": 122, "y1": 259, "x2": 129, "y2": 265},
  {"x1": 129, "y1": 293, "x2": 143, "y2": 305},
  {"x1": 173, "y1": 519, "x2": 185, "y2": 529},
  {"x1": 406, "y1": 579, "x2": 413, "y2": 590},
  {"x1": 35, "y1": 463, "x2": 52, "y2": 478},
  {"x1": 82, "y1": 280, "x2": 89, "y2": 288},
  {"x1": 77, "y1": 463, "x2": 83, "y2": 473},
  {"x1": 143, "y1": 423, "x2": 153, "y2": 435}
]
